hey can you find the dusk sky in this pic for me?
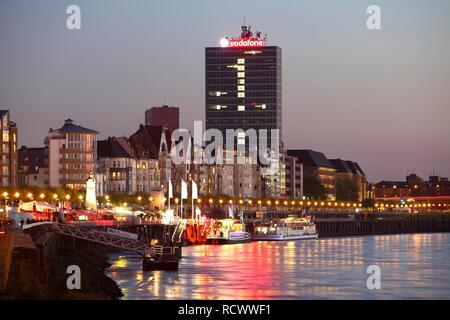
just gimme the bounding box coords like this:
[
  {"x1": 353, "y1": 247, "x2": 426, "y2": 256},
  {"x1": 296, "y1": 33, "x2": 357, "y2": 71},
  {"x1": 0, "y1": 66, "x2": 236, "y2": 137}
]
[{"x1": 0, "y1": 0, "x2": 449, "y2": 182}]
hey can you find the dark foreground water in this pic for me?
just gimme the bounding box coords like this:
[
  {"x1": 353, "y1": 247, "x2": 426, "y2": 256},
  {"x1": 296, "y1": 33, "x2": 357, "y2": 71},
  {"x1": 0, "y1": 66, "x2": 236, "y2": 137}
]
[{"x1": 106, "y1": 233, "x2": 450, "y2": 300}]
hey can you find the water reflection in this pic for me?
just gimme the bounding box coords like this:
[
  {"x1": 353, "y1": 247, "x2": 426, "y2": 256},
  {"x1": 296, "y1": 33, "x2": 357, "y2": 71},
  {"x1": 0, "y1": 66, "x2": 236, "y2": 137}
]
[{"x1": 106, "y1": 233, "x2": 450, "y2": 300}]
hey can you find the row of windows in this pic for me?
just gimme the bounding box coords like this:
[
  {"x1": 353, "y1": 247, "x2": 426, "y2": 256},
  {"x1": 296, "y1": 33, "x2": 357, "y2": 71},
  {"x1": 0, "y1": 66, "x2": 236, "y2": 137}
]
[
  {"x1": 101, "y1": 159, "x2": 158, "y2": 170},
  {"x1": 206, "y1": 71, "x2": 279, "y2": 78},
  {"x1": 61, "y1": 153, "x2": 94, "y2": 161},
  {"x1": 206, "y1": 111, "x2": 278, "y2": 117},
  {"x1": 206, "y1": 85, "x2": 279, "y2": 91},
  {"x1": 67, "y1": 133, "x2": 94, "y2": 142},
  {"x1": 206, "y1": 64, "x2": 279, "y2": 72},
  {"x1": 206, "y1": 78, "x2": 279, "y2": 85},
  {"x1": 60, "y1": 163, "x2": 95, "y2": 170}
]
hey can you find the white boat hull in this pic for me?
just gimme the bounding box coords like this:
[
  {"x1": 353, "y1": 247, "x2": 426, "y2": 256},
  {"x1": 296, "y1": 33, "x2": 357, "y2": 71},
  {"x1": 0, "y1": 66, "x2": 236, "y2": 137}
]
[
  {"x1": 252, "y1": 233, "x2": 319, "y2": 241},
  {"x1": 206, "y1": 233, "x2": 252, "y2": 245}
]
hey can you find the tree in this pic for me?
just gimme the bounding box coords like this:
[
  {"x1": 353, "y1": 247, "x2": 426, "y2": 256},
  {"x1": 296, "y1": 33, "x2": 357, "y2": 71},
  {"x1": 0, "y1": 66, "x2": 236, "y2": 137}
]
[
  {"x1": 336, "y1": 178, "x2": 359, "y2": 201},
  {"x1": 303, "y1": 176, "x2": 327, "y2": 200},
  {"x1": 408, "y1": 175, "x2": 426, "y2": 196},
  {"x1": 362, "y1": 198, "x2": 375, "y2": 209}
]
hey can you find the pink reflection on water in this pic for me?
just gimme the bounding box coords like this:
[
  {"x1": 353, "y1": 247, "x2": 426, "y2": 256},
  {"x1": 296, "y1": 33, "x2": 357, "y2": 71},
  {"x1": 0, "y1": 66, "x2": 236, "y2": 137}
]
[{"x1": 106, "y1": 233, "x2": 450, "y2": 300}]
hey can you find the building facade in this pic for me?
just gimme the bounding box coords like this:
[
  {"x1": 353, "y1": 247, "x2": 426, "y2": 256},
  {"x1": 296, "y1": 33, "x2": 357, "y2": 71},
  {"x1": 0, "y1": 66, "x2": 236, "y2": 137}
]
[
  {"x1": 45, "y1": 119, "x2": 98, "y2": 190},
  {"x1": 287, "y1": 150, "x2": 336, "y2": 201},
  {"x1": 145, "y1": 105, "x2": 180, "y2": 134},
  {"x1": 18, "y1": 146, "x2": 49, "y2": 188},
  {"x1": 375, "y1": 174, "x2": 450, "y2": 199},
  {"x1": 97, "y1": 137, "x2": 160, "y2": 195},
  {"x1": 0, "y1": 110, "x2": 18, "y2": 187},
  {"x1": 329, "y1": 159, "x2": 367, "y2": 202},
  {"x1": 285, "y1": 155, "x2": 304, "y2": 199}
]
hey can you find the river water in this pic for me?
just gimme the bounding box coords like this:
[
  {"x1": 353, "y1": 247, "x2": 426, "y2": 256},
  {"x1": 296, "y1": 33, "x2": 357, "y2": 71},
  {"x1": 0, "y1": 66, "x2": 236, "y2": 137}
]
[{"x1": 106, "y1": 233, "x2": 450, "y2": 300}]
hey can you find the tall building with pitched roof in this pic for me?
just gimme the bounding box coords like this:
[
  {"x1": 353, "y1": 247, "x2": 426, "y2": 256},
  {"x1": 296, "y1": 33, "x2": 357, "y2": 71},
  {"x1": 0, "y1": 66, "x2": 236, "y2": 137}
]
[
  {"x1": 287, "y1": 150, "x2": 337, "y2": 200},
  {"x1": 45, "y1": 119, "x2": 98, "y2": 189}
]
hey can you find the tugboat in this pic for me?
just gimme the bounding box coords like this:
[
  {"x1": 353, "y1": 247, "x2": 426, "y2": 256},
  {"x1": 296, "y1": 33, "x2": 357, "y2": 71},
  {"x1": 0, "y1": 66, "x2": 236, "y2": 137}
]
[
  {"x1": 252, "y1": 216, "x2": 318, "y2": 241},
  {"x1": 206, "y1": 219, "x2": 251, "y2": 245}
]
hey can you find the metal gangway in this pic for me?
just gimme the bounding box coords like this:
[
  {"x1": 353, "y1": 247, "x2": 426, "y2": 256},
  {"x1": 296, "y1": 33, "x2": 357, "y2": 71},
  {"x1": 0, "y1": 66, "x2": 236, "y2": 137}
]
[{"x1": 52, "y1": 223, "x2": 162, "y2": 258}]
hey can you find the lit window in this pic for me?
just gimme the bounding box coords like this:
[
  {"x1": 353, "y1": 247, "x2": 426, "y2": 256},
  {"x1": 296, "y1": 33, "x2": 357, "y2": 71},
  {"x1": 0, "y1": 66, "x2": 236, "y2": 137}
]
[
  {"x1": 237, "y1": 58, "x2": 245, "y2": 64},
  {"x1": 238, "y1": 138, "x2": 245, "y2": 145},
  {"x1": 237, "y1": 72, "x2": 245, "y2": 78},
  {"x1": 238, "y1": 105, "x2": 245, "y2": 111},
  {"x1": 238, "y1": 92, "x2": 245, "y2": 98},
  {"x1": 238, "y1": 79, "x2": 245, "y2": 85},
  {"x1": 237, "y1": 132, "x2": 245, "y2": 138},
  {"x1": 237, "y1": 85, "x2": 245, "y2": 91},
  {"x1": 237, "y1": 65, "x2": 245, "y2": 71},
  {"x1": 262, "y1": 104, "x2": 267, "y2": 109}
]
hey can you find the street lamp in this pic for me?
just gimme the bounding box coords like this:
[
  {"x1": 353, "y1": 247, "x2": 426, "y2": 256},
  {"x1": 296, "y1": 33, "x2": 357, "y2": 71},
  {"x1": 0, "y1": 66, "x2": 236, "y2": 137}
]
[
  {"x1": 65, "y1": 194, "x2": 71, "y2": 201},
  {"x1": 40, "y1": 193, "x2": 45, "y2": 200}
]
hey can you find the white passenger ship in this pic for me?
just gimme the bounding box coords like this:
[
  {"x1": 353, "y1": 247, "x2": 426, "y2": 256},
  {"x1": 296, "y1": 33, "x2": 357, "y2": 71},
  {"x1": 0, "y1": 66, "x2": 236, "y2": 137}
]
[
  {"x1": 206, "y1": 219, "x2": 252, "y2": 244},
  {"x1": 252, "y1": 217, "x2": 318, "y2": 241}
]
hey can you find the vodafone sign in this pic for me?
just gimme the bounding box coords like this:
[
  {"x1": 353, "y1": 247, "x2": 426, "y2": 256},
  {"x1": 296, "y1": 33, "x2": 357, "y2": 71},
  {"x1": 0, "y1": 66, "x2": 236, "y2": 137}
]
[{"x1": 220, "y1": 37, "x2": 265, "y2": 48}]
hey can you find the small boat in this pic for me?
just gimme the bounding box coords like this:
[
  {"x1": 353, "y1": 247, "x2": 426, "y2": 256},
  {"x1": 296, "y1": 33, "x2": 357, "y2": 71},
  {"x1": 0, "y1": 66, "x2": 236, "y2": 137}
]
[
  {"x1": 206, "y1": 219, "x2": 251, "y2": 244},
  {"x1": 252, "y1": 216, "x2": 319, "y2": 241}
]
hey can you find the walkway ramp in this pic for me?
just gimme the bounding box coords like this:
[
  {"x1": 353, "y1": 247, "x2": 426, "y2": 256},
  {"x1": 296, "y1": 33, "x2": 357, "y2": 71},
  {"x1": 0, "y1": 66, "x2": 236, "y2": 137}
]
[{"x1": 52, "y1": 223, "x2": 160, "y2": 257}]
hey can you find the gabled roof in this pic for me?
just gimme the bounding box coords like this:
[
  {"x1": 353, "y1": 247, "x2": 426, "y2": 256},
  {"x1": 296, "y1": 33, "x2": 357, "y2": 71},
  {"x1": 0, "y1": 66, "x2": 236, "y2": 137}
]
[
  {"x1": 129, "y1": 125, "x2": 171, "y2": 159},
  {"x1": 97, "y1": 137, "x2": 136, "y2": 158},
  {"x1": 329, "y1": 159, "x2": 365, "y2": 175},
  {"x1": 52, "y1": 119, "x2": 99, "y2": 134},
  {"x1": 287, "y1": 149, "x2": 334, "y2": 169}
]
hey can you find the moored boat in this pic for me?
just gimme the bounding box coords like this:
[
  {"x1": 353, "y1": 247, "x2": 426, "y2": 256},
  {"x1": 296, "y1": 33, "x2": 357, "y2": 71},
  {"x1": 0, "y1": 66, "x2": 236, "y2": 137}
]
[
  {"x1": 206, "y1": 219, "x2": 251, "y2": 244},
  {"x1": 252, "y1": 216, "x2": 318, "y2": 241}
]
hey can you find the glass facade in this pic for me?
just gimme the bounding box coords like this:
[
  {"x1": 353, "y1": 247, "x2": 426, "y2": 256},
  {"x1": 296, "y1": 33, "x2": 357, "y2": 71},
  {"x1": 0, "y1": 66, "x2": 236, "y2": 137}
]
[{"x1": 205, "y1": 46, "x2": 282, "y2": 149}]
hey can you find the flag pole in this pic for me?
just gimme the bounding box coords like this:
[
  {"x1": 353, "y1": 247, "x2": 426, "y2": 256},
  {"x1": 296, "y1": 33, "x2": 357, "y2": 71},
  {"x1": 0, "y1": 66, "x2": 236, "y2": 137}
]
[
  {"x1": 168, "y1": 180, "x2": 172, "y2": 211},
  {"x1": 191, "y1": 183, "x2": 194, "y2": 221}
]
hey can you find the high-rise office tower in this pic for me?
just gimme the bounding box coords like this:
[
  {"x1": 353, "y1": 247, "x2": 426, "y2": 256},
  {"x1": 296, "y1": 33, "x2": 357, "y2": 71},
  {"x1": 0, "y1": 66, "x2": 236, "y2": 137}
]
[{"x1": 205, "y1": 25, "x2": 282, "y2": 149}]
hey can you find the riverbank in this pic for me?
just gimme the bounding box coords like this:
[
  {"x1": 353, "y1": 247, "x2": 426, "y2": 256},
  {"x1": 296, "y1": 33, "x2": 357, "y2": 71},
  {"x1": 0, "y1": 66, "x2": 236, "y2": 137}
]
[{"x1": 0, "y1": 232, "x2": 122, "y2": 300}]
